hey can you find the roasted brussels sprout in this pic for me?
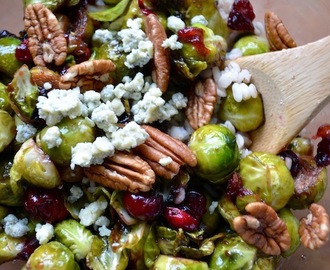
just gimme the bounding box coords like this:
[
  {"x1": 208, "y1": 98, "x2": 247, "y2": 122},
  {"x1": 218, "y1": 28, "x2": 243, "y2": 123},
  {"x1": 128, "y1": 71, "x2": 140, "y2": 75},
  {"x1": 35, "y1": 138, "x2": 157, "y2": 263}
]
[
  {"x1": 0, "y1": 82, "x2": 11, "y2": 112},
  {"x1": 218, "y1": 87, "x2": 264, "y2": 132},
  {"x1": 153, "y1": 255, "x2": 208, "y2": 270},
  {"x1": 23, "y1": 0, "x2": 80, "y2": 11},
  {"x1": 288, "y1": 136, "x2": 313, "y2": 156},
  {"x1": 189, "y1": 124, "x2": 239, "y2": 184},
  {"x1": 209, "y1": 234, "x2": 257, "y2": 269},
  {"x1": 37, "y1": 117, "x2": 96, "y2": 166},
  {"x1": 233, "y1": 35, "x2": 269, "y2": 56},
  {"x1": 23, "y1": 241, "x2": 80, "y2": 270},
  {"x1": 54, "y1": 219, "x2": 94, "y2": 260},
  {"x1": 0, "y1": 232, "x2": 26, "y2": 264},
  {"x1": 0, "y1": 36, "x2": 23, "y2": 78},
  {"x1": 253, "y1": 256, "x2": 278, "y2": 270},
  {"x1": 239, "y1": 152, "x2": 294, "y2": 211},
  {"x1": 0, "y1": 110, "x2": 16, "y2": 153}
]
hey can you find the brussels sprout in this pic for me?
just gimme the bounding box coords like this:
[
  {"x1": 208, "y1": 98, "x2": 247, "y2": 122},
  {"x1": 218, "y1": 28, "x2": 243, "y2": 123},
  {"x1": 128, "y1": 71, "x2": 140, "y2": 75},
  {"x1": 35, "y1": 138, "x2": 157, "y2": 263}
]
[
  {"x1": 201, "y1": 192, "x2": 222, "y2": 235},
  {"x1": 10, "y1": 138, "x2": 61, "y2": 189},
  {"x1": 188, "y1": 124, "x2": 240, "y2": 184},
  {"x1": 144, "y1": 225, "x2": 160, "y2": 269},
  {"x1": 0, "y1": 110, "x2": 15, "y2": 153},
  {"x1": 0, "y1": 82, "x2": 11, "y2": 112},
  {"x1": 36, "y1": 117, "x2": 96, "y2": 166},
  {"x1": 288, "y1": 156, "x2": 328, "y2": 209},
  {"x1": 233, "y1": 35, "x2": 269, "y2": 56},
  {"x1": 0, "y1": 37, "x2": 23, "y2": 78},
  {"x1": 153, "y1": 255, "x2": 208, "y2": 270},
  {"x1": 23, "y1": 241, "x2": 80, "y2": 270},
  {"x1": 209, "y1": 234, "x2": 257, "y2": 270},
  {"x1": 0, "y1": 232, "x2": 26, "y2": 264},
  {"x1": 218, "y1": 87, "x2": 264, "y2": 132},
  {"x1": 6, "y1": 64, "x2": 39, "y2": 119},
  {"x1": 88, "y1": 0, "x2": 131, "y2": 22},
  {"x1": 239, "y1": 152, "x2": 294, "y2": 211},
  {"x1": 288, "y1": 137, "x2": 313, "y2": 156},
  {"x1": 278, "y1": 208, "x2": 300, "y2": 257},
  {"x1": 23, "y1": 0, "x2": 80, "y2": 11},
  {"x1": 253, "y1": 256, "x2": 278, "y2": 270},
  {"x1": 217, "y1": 195, "x2": 241, "y2": 230},
  {"x1": 54, "y1": 219, "x2": 94, "y2": 260}
]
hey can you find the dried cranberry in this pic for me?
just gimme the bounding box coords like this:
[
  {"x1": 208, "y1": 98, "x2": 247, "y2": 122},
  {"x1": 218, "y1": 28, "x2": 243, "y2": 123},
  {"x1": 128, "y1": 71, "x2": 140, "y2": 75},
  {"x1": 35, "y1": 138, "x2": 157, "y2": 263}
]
[
  {"x1": 315, "y1": 137, "x2": 330, "y2": 167},
  {"x1": 178, "y1": 27, "x2": 211, "y2": 58},
  {"x1": 181, "y1": 190, "x2": 207, "y2": 221},
  {"x1": 15, "y1": 39, "x2": 33, "y2": 62},
  {"x1": 227, "y1": 0, "x2": 255, "y2": 32},
  {"x1": 164, "y1": 206, "x2": 199, "y2": 232},
  {"x1": 313, "y1": 124, "x2": 330, "y2": 139},
  {"x1": 279, "y1": 150, "x2": 301, "y2": 177},
  {"x1": 24, "y1": 187, "x2": 69, "y2": 224},
  {"x1": 138, "y1": 0, "x2": 153, "y2": 15},
  {"x1": 123, "y1": 190, "x2": 163, "y2": 221},
  {"x1": 16, "y1": 236, "x2": 39, "y2": 261},
  {"x1": 226, "y1": 172, "x2": 253, "y2": 200}
]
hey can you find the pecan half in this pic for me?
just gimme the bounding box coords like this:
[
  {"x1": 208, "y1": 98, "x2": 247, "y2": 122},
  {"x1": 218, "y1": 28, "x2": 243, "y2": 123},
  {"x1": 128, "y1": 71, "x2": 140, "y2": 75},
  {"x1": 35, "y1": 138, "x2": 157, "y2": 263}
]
[
  {"x1": 30, "y1": 66, "x2": 61, "y2": 89},
  {"x1": 59, "y1": 60, "x2": 116, "y2": 91},
  {"x1": 24, "y1": 3, "x2": 67, "y2": 66},
  {"x1": 133, "y1": 125, "x2": 197, "y2": 179},
  {"x1": 144, "y1": 13, "x2": 170, "y2": 93},
  {"x1": 233, "y1": 202, "x2": 291, "y2": 255},
  {"x1": 299, "y1": 203, "x2": 330, "y2": 250},
  {"x1": 264, "y1": 11, "x2": 297, "y2": 51},
  {"x1": 185, "y1": 78, "x2": 217, "y2": 130},
  {"x1": 84, "y1": 151, "x2": 155, "y2": 193}
]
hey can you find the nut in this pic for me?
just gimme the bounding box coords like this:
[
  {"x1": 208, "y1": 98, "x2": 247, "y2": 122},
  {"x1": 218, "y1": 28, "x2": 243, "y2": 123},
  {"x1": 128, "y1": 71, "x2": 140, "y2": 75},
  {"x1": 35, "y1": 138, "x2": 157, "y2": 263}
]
[
  {"x1": 30, "y1": 66, "x2": 61, "y2": 89},
  {"x1": 24, "y1": 3, "x2": 67, "y2": 66},
  {"x1": 133, "y1": 125, "x2": 197, "y2": 179},
  {"x1": 299, "y1": 203, "x2": 330, "y2": 250},
  {"x1": 264, "y1": 11, "x2": 297, "y2": 51},
  {"x1": 144, "y1": 13, "x2": 170, "y2": 93},
  {"x1": 185, "y1": 78, "x2": 217, "y2": 130},
  {"x1": 84, "y1": 151, "x2": 155, "y2": 193},
  {"x1": 233, "y1": 202, "x2": 291, "y2": 255},
  {"x1": 59, "y1": 60, "x2": 116, "y2": 91}
]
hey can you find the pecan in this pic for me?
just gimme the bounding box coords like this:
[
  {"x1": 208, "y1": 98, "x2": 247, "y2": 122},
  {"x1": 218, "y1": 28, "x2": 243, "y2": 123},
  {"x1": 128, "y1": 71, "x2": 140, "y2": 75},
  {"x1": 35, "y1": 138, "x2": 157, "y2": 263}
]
[
  {"x1": 264, "y1": 11, "x2": 297, "y2": 51},
  {"x1": 84, "y1": 151, "x2": 155, "y2": 193},
  {"x1": 144, "y1": 13, "x2": 170, "y2": 93},
  {"x1": 299, "y1": 203, "x2": 330, "y2": 250},
  {"x1": 59, "y1": 60, "x2": 116, "y2": 91},
  {"x1": 185, "y1": 78, "x2": 217, "y2": 130},
  {"x1": 233, "y1": 202, "x2": 291, "y2": 255},
  {"x1": 133, "y1": 125, "x2": 197, "y2": 179},
  {"x1": 24, "y1": 3, "x2": 67, "y2": 66},
  {"x1": 30, "y1": 66, "x2": 61, "y2": 89}
]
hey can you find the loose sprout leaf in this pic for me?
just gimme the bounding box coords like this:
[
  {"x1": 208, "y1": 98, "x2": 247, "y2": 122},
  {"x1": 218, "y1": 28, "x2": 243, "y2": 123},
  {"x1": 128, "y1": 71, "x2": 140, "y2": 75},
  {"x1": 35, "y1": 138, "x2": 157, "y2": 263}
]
[{"x1": 88, "y1": 0, "x2": 131, "y2": 22}]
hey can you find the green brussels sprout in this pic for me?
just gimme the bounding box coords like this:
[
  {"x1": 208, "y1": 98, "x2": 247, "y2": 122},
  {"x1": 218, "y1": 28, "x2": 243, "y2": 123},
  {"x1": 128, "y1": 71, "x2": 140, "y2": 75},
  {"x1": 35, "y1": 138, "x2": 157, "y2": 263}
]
[
  {"x1": 0, "y1": 37, "x2": 23, "y2": 78},
  {"x1": 253, "y1": 256, "x2": 278, "y2": 270},
  {"x1": 10, "y1": 138, "x2": 61, "y2": 189},
  {"x1": 288, "y1": 156, "x2": 327, "y2": 209},
  {"x1": 88, "y1": 0, "x2": 131, "y2": 22},
  {"x1": 188, "y1": 124, "x2": 240, "y2": 184},
  {"x1": 278, "y1": 208, "x2": 300, "y2": 257},
  {"x1": 6, "y1": 64, "x2": 39, "y2": 119},
  {"x1": 144, "y1": 225, "x2": 161, "y2": 269},
  {"x1": 36, "y1": 117, "x2": 96, "y2": 166},
  {"x1": 0, "y1": 232, "x2": 26, "y2": 264},
  {"x1": 209, "y1": 234, "x2": 257, "y2": 270},
  {"x1": 0, "y1": 82, "x2": 12, "y2": 112},
  {"x1": 217, "y1": 195, "x2": 241, "y2": 230},
  {"x1": 54, "y1": 219, "x2": 94, "y2": 260},
  {"x1": 201, "y1": 192, "x2": 222, "y2": 235},
  {"x1": 239, "y1": 152, "x2": 294, "y2": 211},
  {"x1": 0, "y1": 110, "x2": 16, "y2": 153},
  {"x1": 288, "y1": 137, "x2": 313, "y2": 156},
  {"x1": 23, "y1": 241, "x2": 80, "y2": 270},
  {"x1": 218, "y1": 87, "x2": 264, "y2": 132},
  {"x1": 0, "y1": 155, "x2": 25, "y2": 206},
  {"x1": 154, "y1": 255, "x2": 208, "y2": 270},
  {"x1": 233, "y1": 35, "x2": 269, "y2": 56},
  {"x1": 23, "y1": 0, "x2": 80, "y2": 11}
]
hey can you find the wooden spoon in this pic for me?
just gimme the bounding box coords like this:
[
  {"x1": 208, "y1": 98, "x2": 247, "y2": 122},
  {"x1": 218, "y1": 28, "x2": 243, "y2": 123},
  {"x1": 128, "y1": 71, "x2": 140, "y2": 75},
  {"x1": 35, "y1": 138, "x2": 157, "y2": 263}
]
[{"x1": 233, "y1": 35, "x2": 330, "y2": 154}]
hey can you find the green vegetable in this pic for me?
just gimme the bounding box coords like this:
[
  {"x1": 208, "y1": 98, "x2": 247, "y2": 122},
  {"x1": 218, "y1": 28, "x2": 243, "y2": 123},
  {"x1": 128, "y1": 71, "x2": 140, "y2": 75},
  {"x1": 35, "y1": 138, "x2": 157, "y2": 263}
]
[
  {"x1": 239, "y1": 152, "x2": 294, "y2": 211},
  {"x1": 23, "y1": 241, "x2": 80, "y2": 270},
  {"x1": 23, "y1": 0, "x2": 80, "y2": 11},
  {"x1": 189, "y1": 124, "x2": 239, "y2": 184},
  {"x1": 0, "y1": 82, "x2": 11, "y2": 112},
  {"x1": 233, "y1": 35, "x2": 269, "y2": 56},
  {"x1": 154, "y1": 255, "x2": 209, "y2": 270},
  {"x1": 0, "y1": 232, "x2": 26, "y2": 264},
  {"x1": 0, "y1": 37, "x2": 23, "y2": 78},
  {"x1": 288, "y1": 137, "x2": 313, "y2": 156},
  {"x1": 88, "y1": 0, "x2": 131, "y2": 22},
  {"x1": 0, "y1": 110, "x2": 15, "y2": 153}
]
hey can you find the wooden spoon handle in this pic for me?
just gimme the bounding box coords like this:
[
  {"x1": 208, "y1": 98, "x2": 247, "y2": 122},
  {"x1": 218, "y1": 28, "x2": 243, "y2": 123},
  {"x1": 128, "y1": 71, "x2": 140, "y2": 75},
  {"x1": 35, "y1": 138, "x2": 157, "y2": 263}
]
[{"x1": 235, "y1": 36, "x2": 330, "y2": 153}]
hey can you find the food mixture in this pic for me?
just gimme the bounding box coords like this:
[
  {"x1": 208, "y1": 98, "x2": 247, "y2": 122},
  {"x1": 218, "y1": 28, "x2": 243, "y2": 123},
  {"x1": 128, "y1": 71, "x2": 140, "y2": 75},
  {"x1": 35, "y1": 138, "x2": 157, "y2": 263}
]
[{"x1": 0, "y1": 0, "x2": 330, "y2": 269}]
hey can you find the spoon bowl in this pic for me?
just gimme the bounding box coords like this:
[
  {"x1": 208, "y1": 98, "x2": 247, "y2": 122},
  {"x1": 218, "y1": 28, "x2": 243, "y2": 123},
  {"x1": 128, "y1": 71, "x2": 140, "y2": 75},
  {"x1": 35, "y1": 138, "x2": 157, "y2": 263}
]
[{"x1": 234, "y1": 36, "x2": 330, "y2": 153}]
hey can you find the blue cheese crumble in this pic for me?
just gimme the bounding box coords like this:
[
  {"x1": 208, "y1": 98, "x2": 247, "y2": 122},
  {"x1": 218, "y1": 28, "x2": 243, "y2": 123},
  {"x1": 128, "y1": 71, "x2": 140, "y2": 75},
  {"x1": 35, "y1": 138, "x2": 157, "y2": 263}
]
[
  {"x1": 15, "y1": 122, "x2": 37, "y2": 143},
  {"x1": 35, "y1": 223, "x2": 54, "y2": 245},
  {"x1": 2, "y1": 214, "x2": 29, "y2": 238},
  {"x1": 41, "y1": 126, "x2": 62, "y2": 149},
  {"x1": 78, "y1": 199, "x2": 108, "y2": 227}
]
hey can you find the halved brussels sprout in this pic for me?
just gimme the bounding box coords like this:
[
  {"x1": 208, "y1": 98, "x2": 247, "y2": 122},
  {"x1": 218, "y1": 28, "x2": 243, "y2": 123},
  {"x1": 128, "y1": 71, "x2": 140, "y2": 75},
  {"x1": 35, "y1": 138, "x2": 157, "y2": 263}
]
[
  {"x1": 233, "y1": 35, "x2": 269, "y2": 56},
  {"x1": 154, "y1": 255, "x2": 208, "y2": 270},
  {"x1": 239, "y1": 152, "x2": 294, "y2": 211},
  {"x1": 188, "y1": 124, "x2": 239, "y2": 184},
  {"x1": 23, "y1": 241, "x2": 80, "y2": 270},
  {"x1": 0, "y1": 232, "x2": 26, "y2": 264},
  {"x1": 0, "y1": 110, "x2": 16, "y2": 153}
]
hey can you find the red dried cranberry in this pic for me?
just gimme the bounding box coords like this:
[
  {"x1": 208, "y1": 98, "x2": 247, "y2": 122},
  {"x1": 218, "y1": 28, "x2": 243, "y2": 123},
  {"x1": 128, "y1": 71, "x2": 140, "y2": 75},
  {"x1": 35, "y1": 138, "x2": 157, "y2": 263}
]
[
  {"x1": 313, "y1": 124, "x2": 330, "y2": 139},
  {"x1": 15, "y1": 39, "x2": 33, "y2": 62},
  {"x1": 178, "y1": 27, "x2": 211, "y2": 58},
  {"x1": 315, "y1": 137, "x2": 330, "y2": 167},
  {"x1": 181, "y1": 190, "x2": 207, "y2": 221},
  {"x1": 24, "y1": 187, "x2": 69, "y2": 224},
  {"x1": 123, "y1": 190, "x2": 163, "y2": 221},
  {"x1": 279, "y1": 150, "x2": 301, "y2": 177},
  {"x1": 226, "y1": 172, "x2": 253, "y2": 200},
  {"x1": 16, "y1": 236, "x2": 39, "y2": 261},
  {"x1": 138, "y1": 0, "x2": 153, "y2": 15},
  {"x1": 164, "y1": 206, "x2": 199, "y2": 232},
  {"x1": 227, "y1": 0, "x2": 255, "y2": 32}
]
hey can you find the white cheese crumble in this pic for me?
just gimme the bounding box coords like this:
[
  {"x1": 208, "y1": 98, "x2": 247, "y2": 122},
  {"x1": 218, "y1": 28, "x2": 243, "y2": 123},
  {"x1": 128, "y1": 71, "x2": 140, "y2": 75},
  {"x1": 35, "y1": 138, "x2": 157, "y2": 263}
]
[
  {"x1": 167, "y1": 16, "x2": 185, "y2": 32},
  {"x1": 162, "y1": 34, "x2": 183, "y2": 50},
  {"x1": 2, "y1": 214, "x2": 29, "y2": 238},
  {"x1": 209, "y1": 201, "x2": 219, "y2": 215},
  {"x1": 159, "y1": 156, "x2": 173, "y2": 166},
  {"x1": 191, "y1": 15, "x2": 208, "y2": 26},
  {"x1": 125, "y1": 40, "x2": 153, "y2": 68},
  {"x1": 35, "y1": 223, "x2": 54, "y2": 245},
  {"x1": 94, "y1": 216, "x2": 111, "y2": 237},
  {"x1": 15, "y1": 123, "x2": 37, "y2": 143},
  {"x1": 82, "y1": 90, "x2": 102, "y2": 115},
  {"x1": 91, "y1": 102, "x2": 119, "y2": 134},
  {"x1": 67, "y1": 185, "x2": 84, "y2": 203},
  {"x1": 41, "y1": 126, "x2": 62, "y2": 149},
  {"x1": 79, "y1": 200, "x2": 108, "y2": 227}
]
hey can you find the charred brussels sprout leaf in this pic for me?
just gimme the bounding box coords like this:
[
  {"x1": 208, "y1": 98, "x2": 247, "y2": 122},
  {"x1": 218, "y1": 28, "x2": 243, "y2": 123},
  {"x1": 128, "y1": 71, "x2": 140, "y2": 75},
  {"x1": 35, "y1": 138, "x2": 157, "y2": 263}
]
[
  {"x1": 54, "y1": 219, "x2": 94, "y2": 260},
  {"x1": 0, "y1": 232, "x2": 26, "y2": 264},
  {"x1": 239, "y1": 152, "x2": 294, "y2": 211},
  {"x1": 154, "y1": 255, "x2": 208, "y2": 270},
  {"x1": 23, "y1": 241, "x2": 80, "y2": 270},
  {"x1": 0, "y1": 110, "x2": 16, "y2": 153},
  {"x1": 189, "y1": 124, "x2": 239, "y2": 184}
]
